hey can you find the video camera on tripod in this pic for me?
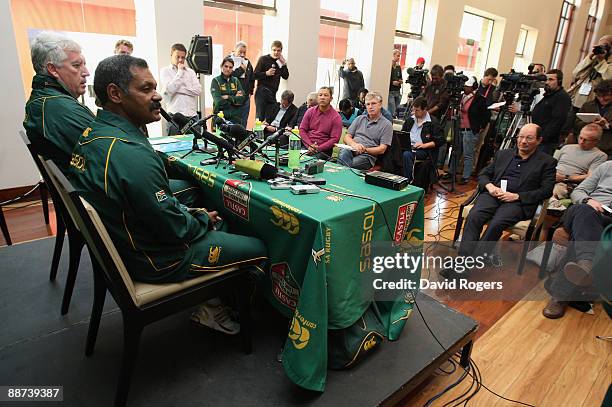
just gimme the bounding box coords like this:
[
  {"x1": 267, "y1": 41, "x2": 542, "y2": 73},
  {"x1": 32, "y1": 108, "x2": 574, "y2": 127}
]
[
  {"x1": 498, "y1": 70, "x2": 546, "y2": 112},
  {"x1": 444, "y1": 71, "x2": 469, "y2": 104},
  {"x1": 405, "y1": 67, "x2": 429, "y2": 98}
]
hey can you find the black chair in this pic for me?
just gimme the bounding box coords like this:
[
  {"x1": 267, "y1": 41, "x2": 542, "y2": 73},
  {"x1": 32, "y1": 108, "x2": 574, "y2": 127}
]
[
  {"x1": 21, "y1": 131, "x2": 85, "y2": 315},
  {"x1": 44, "y1": 159, "x2": 255, "y2": 407},
  {"x1": 452, "y1": 189, "x2": 548, "y2": 275},
  {"x1": 0, "y1": 204, "x2": 11, "y2": 245}
]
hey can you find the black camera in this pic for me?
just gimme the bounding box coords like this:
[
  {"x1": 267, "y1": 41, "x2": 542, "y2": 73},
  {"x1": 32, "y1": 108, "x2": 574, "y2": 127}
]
[
  {"x1": 498, "y1": 70, "x2": 546, "y2": 112},
  {"x1": 444, "y1": 71, "x2": 469, "y2": 103},
  {"x1": 593, "y1": 44, "x2": 609, "y2": 56},
  {"x1": 405, "y1": 67, "x2": 429, "y2": 98}
]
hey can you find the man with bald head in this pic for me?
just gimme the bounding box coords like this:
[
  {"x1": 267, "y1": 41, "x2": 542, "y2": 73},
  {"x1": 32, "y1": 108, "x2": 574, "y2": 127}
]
[
  {"x1": 450, "y1": 123, "x2": 557, "y2": 271},
  {"x1": 339, "y1": 57, "x2": 365, "y2": 105},
  {"x1": 568, "y1": 35, "x2": 612, "y2": 111}
]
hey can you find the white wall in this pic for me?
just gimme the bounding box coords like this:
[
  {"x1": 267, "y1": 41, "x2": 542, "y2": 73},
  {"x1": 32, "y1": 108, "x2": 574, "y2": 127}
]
[{"x1": 1, "y1": 1, "x2": 38, "y2": 190}]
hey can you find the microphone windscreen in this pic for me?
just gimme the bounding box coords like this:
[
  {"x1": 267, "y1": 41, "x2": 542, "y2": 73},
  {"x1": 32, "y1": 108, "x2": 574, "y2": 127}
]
[
  {"x1": 173, "y1": 112, "x2": 190, "y2": 127},
  {"x1": 234, "y1": 159, "x2": 278, "y2": 180},
  {"x1": 229, "y1": 124, "x2": 249, "y2": 140}
]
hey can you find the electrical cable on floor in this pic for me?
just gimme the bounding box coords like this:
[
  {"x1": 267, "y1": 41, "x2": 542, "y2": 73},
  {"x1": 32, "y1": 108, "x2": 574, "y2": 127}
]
[{"x1": 413, "y1": 298, "x2": 536, "y2": 407}]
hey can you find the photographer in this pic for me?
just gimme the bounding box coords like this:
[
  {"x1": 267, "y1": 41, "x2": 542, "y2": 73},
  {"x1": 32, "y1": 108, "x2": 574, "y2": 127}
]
[
  {"x1": 423, "y1": 64, "x2": 450, "y2": 120},
  {"x1": 477, "y1": 67, "x2": 499, "y2": 107},
  {"x1": 531, "y1": 69, "x2": 572, "y2": 155},
  {"x1": 567, "y1": 35, "x2": 612, "y2": 112},
  {"x1": 338, "y1": 58, "x2": 365, "y2": 105},
  {"x1": 389, "y1": 49, "x2": 403, "y2": 118}
]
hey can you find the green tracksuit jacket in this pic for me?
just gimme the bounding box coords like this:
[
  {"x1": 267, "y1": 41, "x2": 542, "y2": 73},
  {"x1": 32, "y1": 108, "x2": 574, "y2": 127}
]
[
  {"x1": 24, "y1": 74, "x2": 95, "y2": 172},
  {"x1": 210, "y1": 74, "x2": 245, "y2": 125},
  {"x1": 69, "y1": 109, "x2": 266, "y2": 283}
]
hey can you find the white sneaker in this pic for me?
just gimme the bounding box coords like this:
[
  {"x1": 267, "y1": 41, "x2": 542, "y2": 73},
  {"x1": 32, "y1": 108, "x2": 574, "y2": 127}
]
[{"x1": 190, "y1": 303, "x2": 240, "y2": 335}]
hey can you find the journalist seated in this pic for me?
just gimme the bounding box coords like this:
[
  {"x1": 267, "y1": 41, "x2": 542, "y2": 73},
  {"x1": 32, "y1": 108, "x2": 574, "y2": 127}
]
[
  {"x1": 543, "y1": 161, "x2": 612, "y2": 319},
  {"x1": 445, "y1": 124, "x2": 556, "y2": 276},
  {"x1": 400, "y1": 96, "x2": 443, "y2": 183},
  {"x1": 263, "y1": 89, "x2": 297, "y2": 137},
  {"x1": 549, "y1": 123, "x2": 607, "y2": 211},
  {"x1": 69, "y1": 55, "x2": 267, "y2": 334},
  {"x1": 338, "y1": 91, "x2": 393, "y2": 170}
]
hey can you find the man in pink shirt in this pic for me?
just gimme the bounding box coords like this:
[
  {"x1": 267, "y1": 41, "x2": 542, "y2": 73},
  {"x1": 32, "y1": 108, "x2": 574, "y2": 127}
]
[{"x1": 299, "y1": 86, "x2": 343, "y2": 157}]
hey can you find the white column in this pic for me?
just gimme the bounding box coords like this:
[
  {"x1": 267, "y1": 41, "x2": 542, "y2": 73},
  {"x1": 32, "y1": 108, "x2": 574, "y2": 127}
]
[
  {"x1": 1, "y1": 1, "x2": 38, "y2": 189},
  {"x1": 263, "y1": 0, "x2": 320, "y2": 105},
  {"x1": 348, "y1": 0, "x2": 398, "y2": 106}
]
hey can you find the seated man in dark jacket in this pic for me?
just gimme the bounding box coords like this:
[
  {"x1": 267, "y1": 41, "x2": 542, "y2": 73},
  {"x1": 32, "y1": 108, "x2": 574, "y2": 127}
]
[
  {"x1": 453, "y1": 123, "x2": 556, "y2": 270},
  {"x1": 400, "y1": 96, "x2": 444, "y2": 183},
  {"x1": 263, "y1": 89, "x2": 297, "y2": 136}
]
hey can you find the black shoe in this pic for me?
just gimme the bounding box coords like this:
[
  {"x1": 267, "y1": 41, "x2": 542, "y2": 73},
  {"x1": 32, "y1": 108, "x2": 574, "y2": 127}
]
[
  {"x1": 439, "y1": 267, "x2": 469, "y2": 280},
  {"x1": 483, "y1": 254, "x2": 503, "y2": 268},
  {"x1": 457, "y1": 178, "x2": 469, "y2": 185},
  {"x1": 441, "y1": 173, "x2": 453, "y2": 180}
]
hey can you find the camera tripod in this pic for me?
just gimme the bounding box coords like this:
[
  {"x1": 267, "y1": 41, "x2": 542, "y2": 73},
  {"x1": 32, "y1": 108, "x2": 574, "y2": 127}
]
[
  {"x1": 500, "y1": 105, "x2": 532, "y2": 150},
  {"x1": 437, "y1": 99, "x2": 462, "y2": 192}
]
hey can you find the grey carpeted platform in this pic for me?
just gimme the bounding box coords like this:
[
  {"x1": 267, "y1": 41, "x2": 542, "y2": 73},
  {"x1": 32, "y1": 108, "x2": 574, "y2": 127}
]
[{"x1": 0, "y1": 238, "x2": 477, "y2": 407}]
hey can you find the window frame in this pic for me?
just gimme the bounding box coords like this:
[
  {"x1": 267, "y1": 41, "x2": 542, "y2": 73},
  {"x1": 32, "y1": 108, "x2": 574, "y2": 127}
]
[
  {"x1": 515, "y1": 28, "x2": 528, "y2": 57},
  {"x1": 579, "y1": 0, "x2": 599, "y2": 61},
  {"x1": 550, "y1": 0, "x2": 575, "y2": 69},
  {"x1": 395, "y1": 0, "x2": 427, "y2": 39},
  {"x1": 319, "y1": 0, "x2": 364, "y2": 28},
  {"x1": 459, "y1": 11, "x2": 495, "y2": 75},
  {"x1": 203, "y1": 0, "x2": 276, "y2": 14}
]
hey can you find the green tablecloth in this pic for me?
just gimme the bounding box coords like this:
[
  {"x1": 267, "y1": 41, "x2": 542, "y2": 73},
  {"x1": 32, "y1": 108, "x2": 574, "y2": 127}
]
[{"x1": 159, "y1": 145, "x2": 424, "y2": 391}]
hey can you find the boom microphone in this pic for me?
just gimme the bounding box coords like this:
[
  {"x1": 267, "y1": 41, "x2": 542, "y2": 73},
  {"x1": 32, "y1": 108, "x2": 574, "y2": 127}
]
[
  {"x1": 248, "y1": 128, "x2": 287, "y2": 157},
  {"x1": 234, "y1": 159, "x2": 278, "y2": 180},
  {"x1": 219, "y1": 123, "x2": 249, "y2": 140}
]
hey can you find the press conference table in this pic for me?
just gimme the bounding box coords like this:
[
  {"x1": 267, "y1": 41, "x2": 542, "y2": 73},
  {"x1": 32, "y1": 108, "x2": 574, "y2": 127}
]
[{"x1": 156, "y1": 139, "x2": 425, "y2": 392}]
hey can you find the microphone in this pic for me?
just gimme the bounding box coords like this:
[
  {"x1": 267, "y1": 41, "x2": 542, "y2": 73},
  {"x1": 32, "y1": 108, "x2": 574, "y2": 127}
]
[
  {"x1": 173, "y1": 112, "x2": 241, "y2": 155},
  {"x1": 236, "y1": 131, "x2": 260, "y2": 151},
  {"x1": 248, "y1": 128, "x2": 287, "y2": 157},
  {"x1": 219, "y1": 123, "x2": 249, "y2": 140},
  {"x1": 160, "y1": 107, "x2": 177, "y2": 126},
  {"x1": 234, "y1": 159, "x2": 278, "y2": 180}
]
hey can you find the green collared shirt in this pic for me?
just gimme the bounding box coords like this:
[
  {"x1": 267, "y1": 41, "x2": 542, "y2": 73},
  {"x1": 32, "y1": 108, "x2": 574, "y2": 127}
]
[
  {"x1": 23, "y1": 74, "x2": 95, "y2": 172},
  {"x1": 69, "y1": 109, "x2": 210, "y2": 283}
]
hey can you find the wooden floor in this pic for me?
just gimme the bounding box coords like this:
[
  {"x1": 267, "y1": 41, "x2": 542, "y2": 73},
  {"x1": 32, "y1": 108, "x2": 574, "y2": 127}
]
[{"x1": 1, "y1": 181, "x2": 611, "y2": 406}]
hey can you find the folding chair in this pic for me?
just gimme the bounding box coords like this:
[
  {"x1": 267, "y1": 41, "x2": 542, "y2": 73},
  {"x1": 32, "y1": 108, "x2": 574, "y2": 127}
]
[{"x1": 21, "y1": 131, "x2": 85, "y2": 314}]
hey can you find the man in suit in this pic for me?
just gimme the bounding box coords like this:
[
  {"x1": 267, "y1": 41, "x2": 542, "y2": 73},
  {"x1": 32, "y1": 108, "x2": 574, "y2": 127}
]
[
  {"x1": 455, "y1": 123, "x2": 556, "y2": 267},
  {"x1": 263, "y1": 89, "x2": 297, "y2": 137}
]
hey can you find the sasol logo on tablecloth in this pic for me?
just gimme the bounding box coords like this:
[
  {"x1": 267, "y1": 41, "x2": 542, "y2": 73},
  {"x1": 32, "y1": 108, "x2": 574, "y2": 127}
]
[
  {"x1": 222, "y1": 179, "x2": 251, "y2": 220},
  {"x1": 271, "y1": 262, "x2": 300, "y2": 310}
]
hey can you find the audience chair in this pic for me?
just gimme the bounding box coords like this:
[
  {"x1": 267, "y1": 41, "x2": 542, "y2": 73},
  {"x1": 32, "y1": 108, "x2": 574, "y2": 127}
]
[
  {"x1": 45, "y1": 160, "x2": 255, "y2": 407},
  {"x1": 21, "y1": 131, "x2": 85, "y2": 315},
  {"x1": 452, "y1": 189, "x2": 548, "y2": 275},
  {"x1": 0, "y1": 204, "x2": 11, "y2": 245}
]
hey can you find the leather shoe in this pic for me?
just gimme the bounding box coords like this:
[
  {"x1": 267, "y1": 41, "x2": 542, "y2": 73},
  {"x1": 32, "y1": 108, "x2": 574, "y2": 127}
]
[
  {"x1": 563, "y1": 260, "x2": 593, "y2": 287},
  {"x1": 542, "y1": 298, "x2": 567, "y2": 319}
]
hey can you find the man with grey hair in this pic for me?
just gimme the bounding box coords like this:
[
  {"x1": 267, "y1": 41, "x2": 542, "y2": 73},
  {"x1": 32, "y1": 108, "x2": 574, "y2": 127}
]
[
  {"x1": 228, "y1": 41, "x2": 254, "y2": 126},
  {"x1": 548, "y1": 123, "x2": 607, "y2": 210},
  {"x1": 338, "y1": 91, "x2": 393, "y2": 170},
  {"x1": 290, "y1": 91, "x2": 318, "y2": 128},
  {"x1": 23, "y1": 31, "x2": 95, "y2": 172}
]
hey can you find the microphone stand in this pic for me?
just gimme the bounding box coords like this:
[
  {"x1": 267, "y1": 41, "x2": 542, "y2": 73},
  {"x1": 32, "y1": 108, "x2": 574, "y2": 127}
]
[{"x1": 181, "y1": 116, "x2": 216, "y2": 159}]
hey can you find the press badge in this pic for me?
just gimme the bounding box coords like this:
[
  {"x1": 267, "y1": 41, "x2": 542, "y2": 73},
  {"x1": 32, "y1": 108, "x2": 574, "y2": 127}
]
[{"x1": 579, "y1": 82, "x2": 592, "y2": 96}]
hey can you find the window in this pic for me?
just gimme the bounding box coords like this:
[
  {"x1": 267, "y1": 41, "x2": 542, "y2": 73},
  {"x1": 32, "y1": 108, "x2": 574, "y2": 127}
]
[
  {"x1": 455, "y1": 12, "x2": 494, "y2": 78},
  {"x1": 515, "y1": 28, "x2": 528, "y2": 56},
  {"x1": 579, "y1": 0, "x2": 599, "y2": 61},
  {"x1": 203, "y1": 3, "x2": 264, "y2": 125},
  {"x1": 394, "y1": 37, "x2": 426, "y2": 103},
  {"x1": 320, "y1": 0, "x2": 364, "y2": 26},
  {"x1": 316, "y1": 22, "x2": 348, "y2": 104},
  {"x1": 396, "y1": 0, "x2": 426, "y2": 38},
  {"x1": 10, "y1": 0, "x2": 136, "y2": 109},
  {"x1": 550, "y1": 0, "x2": 575, "y2": 69}
]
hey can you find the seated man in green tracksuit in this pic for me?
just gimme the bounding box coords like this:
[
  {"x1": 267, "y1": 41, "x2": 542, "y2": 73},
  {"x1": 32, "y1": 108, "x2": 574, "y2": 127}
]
[{"x1": 69, "y1": 55, "x2": 267, "y2": 335}]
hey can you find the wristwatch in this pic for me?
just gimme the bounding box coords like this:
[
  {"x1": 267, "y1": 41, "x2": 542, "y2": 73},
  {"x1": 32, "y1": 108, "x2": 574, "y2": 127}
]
[
  {"x1": 564, "y1": 174, "x2": 570, "y2": 181},
  {"x1": 582, "y1": 197, "x2": 591, "y2": 204}
]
